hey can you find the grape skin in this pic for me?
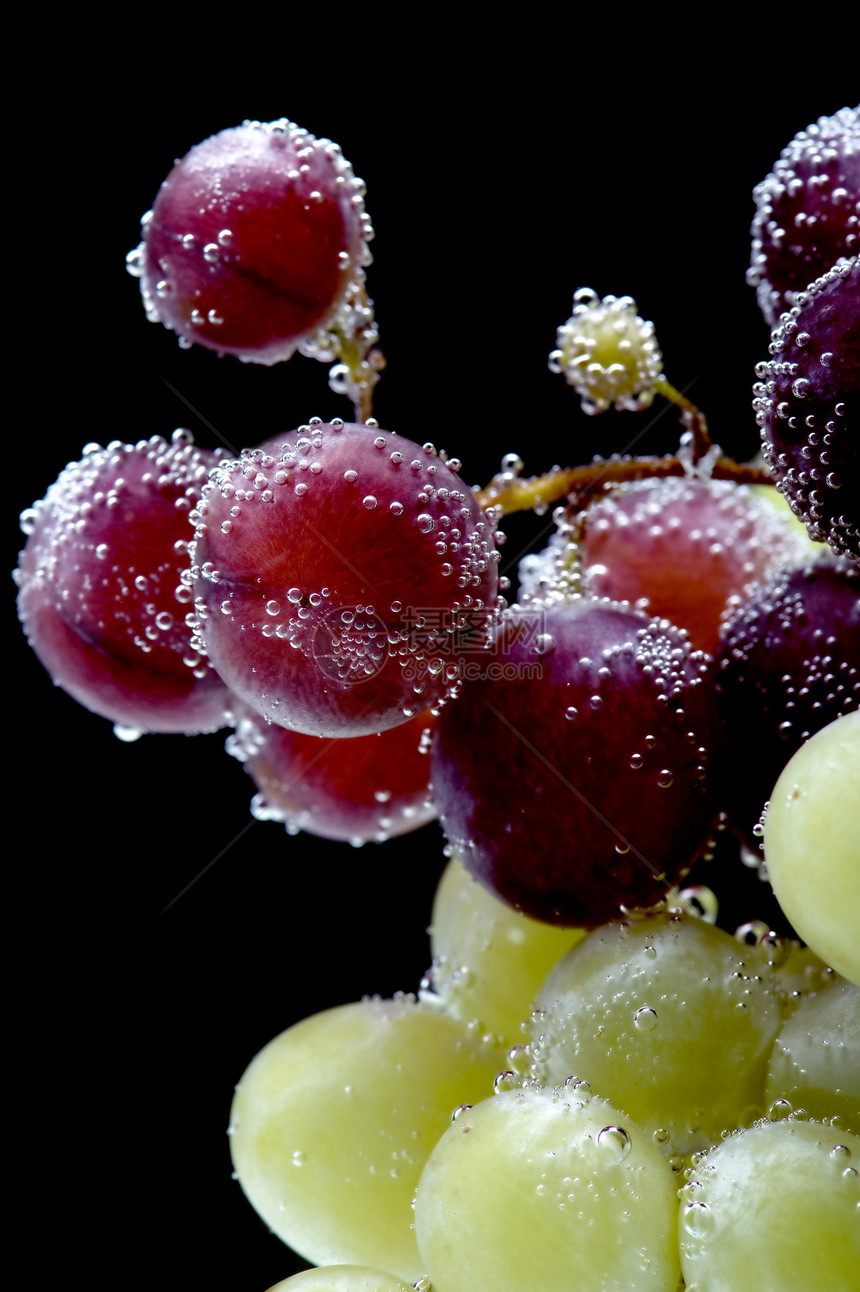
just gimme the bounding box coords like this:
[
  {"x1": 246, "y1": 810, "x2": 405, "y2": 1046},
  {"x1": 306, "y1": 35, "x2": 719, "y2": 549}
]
[
  {"x1": 191, "y1": 420, "x2": 500, "y2": 738},
  {"x1": 764, "y1": 977, "x2": 860, "y2": 1135},
  {"x1": 131, "y1": 119, "x2": 371, "y2": 365},
  {"x1": 15, "y1": 433, "x2": 232, "y2": 734},
  {"x1": 266, "y1": 1268, "x2": 414, "y2": 1291},
  {"x1": 425, "y1": 855, "x2": 585, "y2": 1048},
  {"x1": 414, "y1": 1084, "x2": 682, "y2": 1292},
  {"x1": 529, "y1": 910, "x2": 783, "y2": 1157},
  {"x1": 754, "y1": 257, "x2": 860, "y2": 559},
  {"x1": 748, "y1": 105, "x2": 860, "y2": 327},
  {"x1": 713, "y1": 554, "x2": 860, "y2": 851},
  {"x1": 226, "y1": 703, "x2": 436, "y2": 845},
  {"x1": 228, "y1": 996, "x2": 504, "y2": 1281},
  {"x1": 679, "y1": 1118, "x2": 860, "y2": 1291},
  {"x1": 763, "y1": 709, "x2": 860, "y2": 987},
  {"x1": 565, "y1": 476, "x2": 808, "y2": 654},
  {"x1": 431, "y1": 598, "x2": 721, "y2": 926}
]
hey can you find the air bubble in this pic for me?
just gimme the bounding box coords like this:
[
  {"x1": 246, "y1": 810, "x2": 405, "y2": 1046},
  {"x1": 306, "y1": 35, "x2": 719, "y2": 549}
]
[
  {"x1": 634, "y1": 1005, "x2": 658, "y2": 1031},
  {"x1": 596, "y1": 1125, "x2": 631, "y2": 1163}
]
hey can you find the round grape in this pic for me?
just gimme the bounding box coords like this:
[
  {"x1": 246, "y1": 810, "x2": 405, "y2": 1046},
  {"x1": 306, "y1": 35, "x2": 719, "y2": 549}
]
[
  {"x1": 191, "y1": 420, "x2": 500, "y2": 737},
  {"x1": 129, "y1": 119, "x2": 372, "y2": 365},
  {"x1": 754, "y1": 256, "x2": 860, "y2": 558},
  {"x1": 714, "y1": 554, "x2": 860, "y2": 851},
  {"x1": 15, "y1": 432, "x2": 232, "y2": 734},
  {"x1": 763, "y1": 709, "x2": 860, "y2": 987},
  {"x1": 414, "y1": 1084, "x2": 682, "y2": 1292},
  {"x1": 226, "y1": 703, "x2": 436, "y2": 844},
  {"x1": 529, "y1": 910, "x2": 783, "y2": 1156},
  {"x1": 748, "y1": 105, "x2": 860, "y2": 326},
  {"x1": 228, "y1": 996, "x2": 503, "y2": 1281},
  {"x1": 430, "y1": 598, "x2": 721, "y2": 927},
  {"x1": 679, "y1": 1118, "x2": 860, "y2": 1291}
]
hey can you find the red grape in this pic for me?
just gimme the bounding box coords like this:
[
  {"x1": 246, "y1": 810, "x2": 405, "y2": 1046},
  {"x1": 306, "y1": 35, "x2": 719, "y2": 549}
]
[
  {"x1": 16, "y1": 432, "x2": 233, "y2": 734},
  {"x1": 430, "y1": 598, "x2": 721, "y2": 927},
  {"x1": 560, "y1": 475, "x2": 808, "y2": 654},
  {"x1": 226, "y1": 704, "x2": 436, "y2": 845},
  {"x1": 128, "y1": 119, "x2": 371, "y2": 365},
  {"x1": 749, "y1": 106, "x2": 860, "y2": 327},
  {"x1": 754, "y1": 256, "x2": 860, "y2": 559},
  {"x1": 190, "y1": 419, "x2": 502, "y2": 738}
]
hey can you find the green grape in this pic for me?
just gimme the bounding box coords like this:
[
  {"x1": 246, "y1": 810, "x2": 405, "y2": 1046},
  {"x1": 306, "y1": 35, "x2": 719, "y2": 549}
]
[
  {"x1": 679, "y1": 1118, "x2": 860, "y2": 1291},
  {"x1": 229, "y1": 996, "x2": 503, "y2": 1281},
  {"x1": 413, "y1": 1084, "x2": 681, "y2": 1292},
  {"x1": 764, "y1": 710, "x2": 860, "y2": 987},
  {"x1": 425, "y1": 856, "x2": 585, "y2": 1047},
  {"x1": 765, "y1": 977, "x2": 860, "y2": 1135},
  {"x1": 529, "y1": 911, "x2": 782, "y2": 1156},
  {"x1": 772, "y1": 940, "x2": 837, "y2": 1014},
  {"x1": 266, "y1": 1267, "x2": 415, "y2": 1292}
]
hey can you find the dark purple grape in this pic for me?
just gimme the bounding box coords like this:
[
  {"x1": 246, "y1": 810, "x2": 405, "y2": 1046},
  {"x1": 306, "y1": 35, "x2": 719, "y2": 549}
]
[
  {"x1": 226, "y1": 703, "x2": 436, "y2": 844},
  {"x1": 754, "y1": 257, "x2": 860, "y2": 559},
  {"x1": 714, "y1": 555, "x2": 860, "y2": 851},
  {"x1": 16, "y1": 432, "x2": 233, "y2": 734},
  {"x1": 430, "y1": 599, "x2": 722, "y2": 927},
  {"x1": 128, "y1": 119, "x2": 371, "y2": 365},
  {"x1": 190, "y1": 419, "x2": 501, "y2": 738},
  {"x1": 748, "y1": 106, "x2": 860, "y2": 326}
]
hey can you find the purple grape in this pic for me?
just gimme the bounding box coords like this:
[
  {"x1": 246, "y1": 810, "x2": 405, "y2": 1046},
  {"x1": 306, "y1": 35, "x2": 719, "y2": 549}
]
[
  {"x1": 430, "y1": 599, "x2": 722, "y2": 927},
  {"x1": 190, "y1": 419, "x2": 501, "y2": 738},
  {"x1": 754, "y1": 257, "x2": 860, "y2": 559},
  {"x1": 714, "y1": 555, "x2": 860, "y2": 851},
  {"x1": 16, "y1": 432, "x2": 233, "y2": 734},
  {"x1": 749, "y1": 106, "x2": 860, "y2": 326},
  {"x1": 128, "y1": 119, "x2": 371, "y2": 365}
]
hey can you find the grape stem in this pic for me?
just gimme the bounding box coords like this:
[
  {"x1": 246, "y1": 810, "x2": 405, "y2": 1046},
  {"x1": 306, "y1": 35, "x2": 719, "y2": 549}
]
[
  {"x1": 476, "y1": 453, "x2": 774, "y2": 517},
  {"x1": 331, "y1": 283, "x2": 386, "y2": 423},
  {"x1": 477, "y1": 381, "x2": 772, "y2": 516},
  {"x1": 654, "y1": 377, "x2": 711, "y2": 461}
]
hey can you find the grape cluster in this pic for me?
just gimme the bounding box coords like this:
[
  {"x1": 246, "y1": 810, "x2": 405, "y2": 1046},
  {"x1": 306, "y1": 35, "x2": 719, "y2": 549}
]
[{"x1": 15, "y1": 107, "x2": 860, "y2": 1291}]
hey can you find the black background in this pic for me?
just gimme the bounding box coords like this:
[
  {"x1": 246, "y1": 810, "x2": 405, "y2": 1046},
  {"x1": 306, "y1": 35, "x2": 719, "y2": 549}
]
[{"x1": 10, "y1": 38, "x2": 856, "y2": 1289}]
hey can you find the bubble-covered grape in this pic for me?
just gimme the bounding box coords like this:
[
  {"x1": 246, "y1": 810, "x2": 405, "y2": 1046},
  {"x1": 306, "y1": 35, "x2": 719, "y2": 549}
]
[
  {"x1": 543, "y1": 475, "x2": 808, "y2": 654},
  {"x1": 430, "y1": 598, "x2": 721, "y2": 927},
  {"x1": 678, "y1": 1118, "x2": 860, "y2": 1291},
  {"x1": 749, "y1": 106, "x2": 860, "y2": 326},
  {"x1": 754, "y1": 256, "x2": 860, "y2": 558},
  {"x1": 190, "y1": 420, "x2": 500, "y2": 737},
  {"x1": 226, "y1": 703, "x2": 436, "y2": 844},
  {"x1": 129, "y1": 119, "x2": 372, "y2": 365},
  {"x1": 15, "y1": 432, "x2": 232, "y2": 734},
  {"x1": 529, "y1": 910, "x2": 782, "y2": 1156},
  {"x1": 714, "y1": 554, "x2": 860, "y2": 849},
  {"x1": 414, "y1": 1084, "x2": 682, "y2": 1292}
]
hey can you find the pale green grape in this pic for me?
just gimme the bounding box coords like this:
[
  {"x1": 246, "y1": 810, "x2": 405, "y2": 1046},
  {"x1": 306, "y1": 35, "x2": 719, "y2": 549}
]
[
  {"x1": 413, "y1": 1084, "x2": 681, "y2": 1292},
  {"x1": 530, "y1": 910, "x2": 782, "y2": 1156},
  {"x1": 765, "y1": 977, "x2": 860, "y2": 1135},
  {"x1": 266, "y1": 1266, "x2": 415, "y2": 1291},
  {"x1": 229, "y1": 996, "x2": 504, "y2": 1281},
  {"x1": 679, "y1": 1118, "x2": 860, "y2": 1291},
  {"x1": 772, "y1": 940, "x2": 836, "y2": 1014},
  {"x1": 425, "y1": 856, "x2": 584, "y2": 1046},
  {"x1": 764, "y1": 710, "x2": 860, "y2": 987}
]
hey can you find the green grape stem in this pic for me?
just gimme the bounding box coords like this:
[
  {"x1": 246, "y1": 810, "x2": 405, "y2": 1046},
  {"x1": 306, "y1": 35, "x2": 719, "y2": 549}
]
[{"x1": 325, "y1": 281, "x2": 386, "y2": 423}]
